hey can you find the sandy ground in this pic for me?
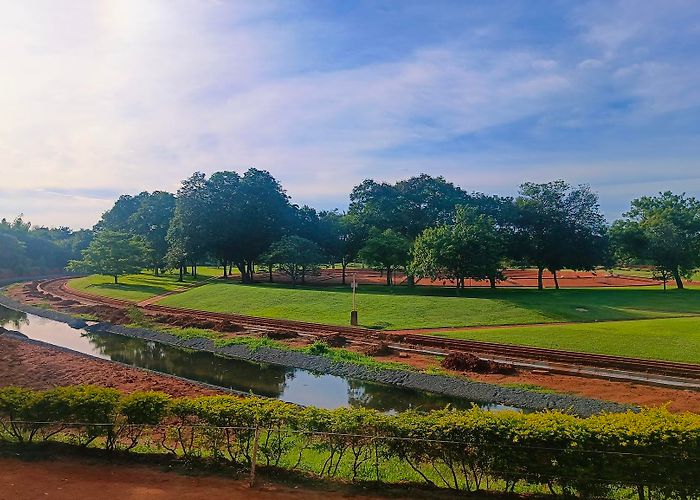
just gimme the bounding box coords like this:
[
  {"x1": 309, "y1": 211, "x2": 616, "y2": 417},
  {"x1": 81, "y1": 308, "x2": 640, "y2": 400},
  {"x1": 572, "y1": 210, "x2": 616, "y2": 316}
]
[
  {"x1": 0, "y1": 336, "x2": 220, "y2": 397},
  {"x1": 0, "y1": 456, "x2": 418, "y2": 500}
]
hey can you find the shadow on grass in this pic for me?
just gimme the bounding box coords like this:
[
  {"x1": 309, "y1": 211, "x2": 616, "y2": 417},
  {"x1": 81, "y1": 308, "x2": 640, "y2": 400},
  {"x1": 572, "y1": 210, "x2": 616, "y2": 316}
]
[{"x1": 212, "y1": 279, "x2": 700, "y2": 323}]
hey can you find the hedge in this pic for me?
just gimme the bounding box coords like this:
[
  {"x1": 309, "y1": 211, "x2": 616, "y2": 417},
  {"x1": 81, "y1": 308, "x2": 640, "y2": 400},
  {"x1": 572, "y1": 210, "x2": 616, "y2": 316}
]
[{"x1": 0, "y1": 386, "x2": 698, "y2": 497}]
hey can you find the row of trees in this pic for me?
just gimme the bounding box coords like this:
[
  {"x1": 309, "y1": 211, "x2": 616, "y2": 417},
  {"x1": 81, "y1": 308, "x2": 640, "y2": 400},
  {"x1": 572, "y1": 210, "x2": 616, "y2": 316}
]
[
  {"x1": 0, "y1": 216, "x2": 91, "y2": 277},
  {"x1": 66, "y1": 170, "x2": 700, "y2": 289}
]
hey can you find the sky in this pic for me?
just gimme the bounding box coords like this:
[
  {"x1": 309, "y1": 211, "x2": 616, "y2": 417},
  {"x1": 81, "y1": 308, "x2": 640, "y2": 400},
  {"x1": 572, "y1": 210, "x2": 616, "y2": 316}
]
[{"x1": 1, "y1": 0, "x2": 699, "y2": 229}]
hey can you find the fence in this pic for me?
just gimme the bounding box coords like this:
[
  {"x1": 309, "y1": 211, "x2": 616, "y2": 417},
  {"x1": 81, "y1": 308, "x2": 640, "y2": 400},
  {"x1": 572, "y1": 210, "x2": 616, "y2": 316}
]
[{"x1": 1, "y1": 386, "x2": 698, "y2": 498}]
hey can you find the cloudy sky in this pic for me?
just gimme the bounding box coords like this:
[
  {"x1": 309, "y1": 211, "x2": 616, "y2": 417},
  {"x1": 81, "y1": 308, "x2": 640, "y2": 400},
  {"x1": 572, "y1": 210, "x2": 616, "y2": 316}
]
[{"x1": 1, "y1": 0, "x2": 699, "y2": 229}]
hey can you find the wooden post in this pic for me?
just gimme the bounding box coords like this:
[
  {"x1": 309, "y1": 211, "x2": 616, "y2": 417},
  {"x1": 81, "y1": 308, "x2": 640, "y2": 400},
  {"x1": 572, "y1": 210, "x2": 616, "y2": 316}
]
[
  {"x1": 249, "y1": 426, "x2": 261, "y2": 487},
  {"x1": 350, "y1": 274, "x2": 358, "y2": 326}
]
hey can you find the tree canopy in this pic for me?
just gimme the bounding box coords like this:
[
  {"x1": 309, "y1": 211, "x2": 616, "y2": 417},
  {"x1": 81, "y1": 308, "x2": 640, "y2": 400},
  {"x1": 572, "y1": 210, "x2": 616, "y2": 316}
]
[
  {"x1": 67, "y1": 230, "x2": 149, "y2": 283},
  {"x1": 610, "y1": 191, "x2": 700, "y2": 289},
  {"x1": 358, "y1": 229, "x2": 410, "y2": 285}
]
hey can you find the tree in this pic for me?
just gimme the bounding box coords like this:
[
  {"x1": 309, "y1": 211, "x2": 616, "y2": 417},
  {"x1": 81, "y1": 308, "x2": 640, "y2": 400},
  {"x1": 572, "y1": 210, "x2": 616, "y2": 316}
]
[
  {"x1": 411, "y1": 207, "x2": 507, "y2": 289},
  {"x1": 234, "y1": 169, "x2": 293, "y2": 283},
  {"x1": 67, "y1": 230, "x2": 149, "y2": 284},
  {"x1": 610, "y1": 192, "x2": 700, "y2": 290},
  {"x1": 263, "y1": 236, "x2": 324, "y2": 287},
  {"x1": 167, "y1": 173, "x2": 211, "y2": 278},
  {"x1": 96, "y1": 191, "x2": 175, "y2": 275},
  {"x1": 357, "y1": 229, "x2": 410, "y2": 285},
  {"x1": 205, "y1": 171, "x2": 243, "y2": 277},
  {"x1": 513, "y1": 181, "x2": 607, "y2": 290}
]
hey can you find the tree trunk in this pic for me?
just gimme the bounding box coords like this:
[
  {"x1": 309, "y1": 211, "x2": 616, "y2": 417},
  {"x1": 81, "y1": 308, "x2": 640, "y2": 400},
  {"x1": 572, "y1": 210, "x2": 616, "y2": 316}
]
[
  {"x1": 301, "y1": 267, "x2": 306, "y2": 284},
  {"x1": 178, "y1": 265, "x2": 184, "y2": 282},
  {"x1": 237, "y1": 263, "x2": 248, "y2": 283},
  {"x1": 489, "y1": 275, "x2": 496, "y2": 289},
  {"x1": 386, "y1": 267, "x2": 392, "y2": 286},
  {"x1": 222, "y1": 259, "x2": 227, "y2": 277},
  {"x1": 341, "y1": 262, "x2": 347, "y2": 285},
  {"x1": 269, "y1": 267, "x2": 273, "y2": 283},
  {"x1": 537, "y1": 267, "x2": 544, "y2": 291},
  {"x1": 113, "y1": 275, "x2": 118, "y2": 284},
  {"x1": 406, "y1": 274, "x2": 414, "y2": 287},
  {"x1": 672, "y1": 268, "x2": 685, "y2": 289},
  {"x1": 552, "y1": 269, "x2": 559, "y2": 290}
]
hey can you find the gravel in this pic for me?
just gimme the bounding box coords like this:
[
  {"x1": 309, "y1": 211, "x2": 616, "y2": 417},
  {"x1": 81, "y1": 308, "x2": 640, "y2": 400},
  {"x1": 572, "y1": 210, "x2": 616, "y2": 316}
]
[{"x1": 1, "y1": 291, "x2": 635, "y2": 416}]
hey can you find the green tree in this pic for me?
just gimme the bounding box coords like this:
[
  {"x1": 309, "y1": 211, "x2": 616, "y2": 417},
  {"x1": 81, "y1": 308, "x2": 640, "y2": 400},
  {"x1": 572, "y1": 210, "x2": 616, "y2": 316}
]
[
  {"x1": 263, "y1": 235, "x2": 324, "y2": 287},
  {"x1": 610, "y1": 191, "x2": 700, "y2": 290},
  {"x1": 411, "y1": 207, "x2": 507, "y2": 289},
  {"x1": 357, "y1": 229, "x2": 410, "y2": 285},
  {"x1": 513, "y1": 181, "x2": 607, "y2": 290},
  {"x1": 67, "y1": 230, "x2": 149, "y2": 284}
]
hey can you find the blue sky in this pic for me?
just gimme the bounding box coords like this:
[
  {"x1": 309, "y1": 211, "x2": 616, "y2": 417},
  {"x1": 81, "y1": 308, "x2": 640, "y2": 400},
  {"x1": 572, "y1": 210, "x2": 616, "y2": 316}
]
[{"x1": 1, "y1": 0, "x2": 699, "y2": 228}]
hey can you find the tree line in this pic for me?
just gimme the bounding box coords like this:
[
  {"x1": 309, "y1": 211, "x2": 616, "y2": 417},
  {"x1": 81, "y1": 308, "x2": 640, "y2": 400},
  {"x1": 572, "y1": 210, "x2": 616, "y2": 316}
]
[{"x1": 53, "y1": 170, "x2": 700, "y2": 289}]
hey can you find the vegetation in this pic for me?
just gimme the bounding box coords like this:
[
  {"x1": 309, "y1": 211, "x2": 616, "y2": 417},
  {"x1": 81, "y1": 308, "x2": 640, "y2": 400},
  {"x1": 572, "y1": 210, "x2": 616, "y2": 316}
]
[
  {"x1": 262, "y1": 235, "x2": 323, "y2": 286},
  {"x1": 357, "y1": 229, "x2": 410, "y2": 285},
  {"x1": 432, "y1": 316, "x2": 700, "y2": 364},
  {"x1": 0, "y1": 216, "x2": 90, "y2": 277},
  {"x1": 158, "y1": 280, "x2": 700, "y2": 330},
  {"x1": 611, "y1": 191, "x2": 700, "y2": 290},
  {"x1": 411, "y1": 206, "x2": 507, "y2": 289},
  {"x1": 512, "y1": 181, "x2": 608, "y2": 290},
  {"x1": 66, "y1": 231, "x2": 150, "y2": 284},
  {"x1": 1, "y1": 386, "x2": 698, "y2": 497},
  {"x1": 67, "y1": 268, "x2": 221, "y2": 302}
]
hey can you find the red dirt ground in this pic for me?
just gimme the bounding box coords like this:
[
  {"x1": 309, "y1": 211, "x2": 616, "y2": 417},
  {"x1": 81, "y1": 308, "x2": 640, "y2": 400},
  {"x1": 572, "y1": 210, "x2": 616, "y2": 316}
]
[
  {"x1": 1, "y1": 456, "x2": 434, "y2": 500},
  {"x1": 253, "y1": 268, "x2": 663, "y2": 288},
  {"x1": 0, "y1": 337, "x2": 220, "y2": 397}
]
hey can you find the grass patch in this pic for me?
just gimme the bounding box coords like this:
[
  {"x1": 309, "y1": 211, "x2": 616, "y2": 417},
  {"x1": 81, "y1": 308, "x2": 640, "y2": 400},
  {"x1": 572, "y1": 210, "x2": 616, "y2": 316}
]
[
  {"x1": 501, "y1": 383, "x2": 560, "y2": 394},
  {"x1": 67, "y1": 267, "x2": 224, "y2": 302},
  {"x1": 432, "y1": 316, "x2": 700, "y2": 364},
  {"x1": 157, "y1": 280, "x2": 700, "y2": 330},
  {"x1": 302, "y1": 341, "x2": 412, "y2": 371}
]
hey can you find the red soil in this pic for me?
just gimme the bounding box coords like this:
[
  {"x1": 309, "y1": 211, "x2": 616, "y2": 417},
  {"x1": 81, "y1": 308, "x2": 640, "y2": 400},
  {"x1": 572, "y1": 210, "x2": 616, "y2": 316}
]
[
  {"x1": 0, "y1": 456, "x2": 409, "y2": 500},
  {"x1": 0, "y1": 337, "x2": 220, "y2": 397}
]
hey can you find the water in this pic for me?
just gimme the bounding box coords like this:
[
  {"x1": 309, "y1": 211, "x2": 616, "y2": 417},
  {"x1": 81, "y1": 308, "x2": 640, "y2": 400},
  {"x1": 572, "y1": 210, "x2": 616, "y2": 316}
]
[{"x1": 0, "y1": 305, "x2": 519, "y2": 413}]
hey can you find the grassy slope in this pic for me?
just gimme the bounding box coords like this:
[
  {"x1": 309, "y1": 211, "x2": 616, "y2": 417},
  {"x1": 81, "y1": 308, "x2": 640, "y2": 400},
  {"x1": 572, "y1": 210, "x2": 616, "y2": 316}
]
[
  {"x1": 158, "y1": 281, "x2": 700, "y2": 330},
  {"x1": 68, "y1": 267, "x2": 224, "y2": 302},
  {"x1": 430, "y1": 317, "x2": 700, "y2": 364}
]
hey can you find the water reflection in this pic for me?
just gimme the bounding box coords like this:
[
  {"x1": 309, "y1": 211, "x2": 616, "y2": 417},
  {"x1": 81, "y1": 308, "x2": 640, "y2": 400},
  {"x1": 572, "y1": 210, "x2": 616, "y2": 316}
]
[{"x1": 0, "y1": 305, "x2": 519, "y2": 413}]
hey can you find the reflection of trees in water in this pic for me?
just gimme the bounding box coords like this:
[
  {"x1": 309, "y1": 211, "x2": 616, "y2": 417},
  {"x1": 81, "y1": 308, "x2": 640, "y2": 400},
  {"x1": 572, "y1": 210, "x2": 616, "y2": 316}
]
[
  {"x1": 0, "y1": 305, "x2": 29, "y2": 329},
  {"x1": 346, "y1": 379, "x2": 477, "y2": 413},
  {"x1": 84, "y1": 332, "x2": 289, "y2": 397}
]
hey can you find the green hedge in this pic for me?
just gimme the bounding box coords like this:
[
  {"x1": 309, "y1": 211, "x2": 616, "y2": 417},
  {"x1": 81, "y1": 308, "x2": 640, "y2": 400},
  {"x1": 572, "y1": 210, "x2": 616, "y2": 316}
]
[{"x1": 1, "y1": 386, "x2": 698, "y2": 497}]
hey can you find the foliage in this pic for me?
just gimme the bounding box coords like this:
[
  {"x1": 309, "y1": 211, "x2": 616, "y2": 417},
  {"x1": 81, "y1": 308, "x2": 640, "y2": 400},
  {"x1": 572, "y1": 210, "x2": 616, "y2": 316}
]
[
  {"x1": 411, "y1": 206, "x2": 507, "y2": 289},
  {"x1": 357, "y1": 229, "x2": 410, "y2": 285},
  {"x1": 262, "y1": 235, "x2": 324, "y2": 286},
  {"x1": 96, "y1": 191, "x2": 175, "y2": 274},
  {"x1": 0, "y1": 386, "x2": 698, "y2": 497},
  {"x1": 66, "y1": 230, "x2": 150, "y2": 284},
  {"x1": 0, "y1": 215, "x2": 91, "y2": 276},
  {"x1": 611, "y1": 191, "x2": 700, "y2": 290},
  {"x1": 514, "y1": 181, "x2": 608, "y2": 290}
]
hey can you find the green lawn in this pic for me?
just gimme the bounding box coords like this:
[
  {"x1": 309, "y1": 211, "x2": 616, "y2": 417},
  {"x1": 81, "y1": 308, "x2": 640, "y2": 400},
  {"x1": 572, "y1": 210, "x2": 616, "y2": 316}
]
[
  {"x1": 157, "y1": 280, "x2": 700, "y2": 330},
  {"x1": 68, "y1": 267, "x2": 225, "y2": 302},
  {"x1": 430, "y1": 317, "x2": 700, "y2": 364}
]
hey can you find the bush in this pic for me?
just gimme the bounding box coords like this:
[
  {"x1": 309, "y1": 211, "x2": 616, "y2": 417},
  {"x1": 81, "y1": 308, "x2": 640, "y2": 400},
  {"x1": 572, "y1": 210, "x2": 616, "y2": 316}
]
[{"x1": 0, "y1": 385, "x2": 697, "y2": 497}]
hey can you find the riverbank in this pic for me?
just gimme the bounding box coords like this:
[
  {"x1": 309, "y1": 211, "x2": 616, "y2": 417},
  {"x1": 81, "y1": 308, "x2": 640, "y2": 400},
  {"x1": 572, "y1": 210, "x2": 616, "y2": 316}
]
[{"x1": 0, "y1": 292, "x2": 632, "y2": 415}]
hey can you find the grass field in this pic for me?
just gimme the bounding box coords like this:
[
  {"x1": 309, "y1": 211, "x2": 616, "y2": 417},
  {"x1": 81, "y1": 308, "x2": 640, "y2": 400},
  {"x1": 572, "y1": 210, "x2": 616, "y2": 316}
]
[
  {"x1": 157, "y1": 280, "x2": 700, "y2": 330},
  {"x1": 430, "y1": 317, "x2": 700, "y2": 364},
  {"x1": 68, "y1": 267, "x2": 224, "y2": 302}
]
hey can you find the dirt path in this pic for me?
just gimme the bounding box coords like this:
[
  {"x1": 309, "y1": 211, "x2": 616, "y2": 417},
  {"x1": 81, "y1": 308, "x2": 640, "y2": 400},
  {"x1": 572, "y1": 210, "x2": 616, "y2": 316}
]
[
  {"x1": 0, "y1": 456, "x2": 403, "y2": 500},
  {"x1": 0, "y1": 336, "x2": 221, "y2": 397}
]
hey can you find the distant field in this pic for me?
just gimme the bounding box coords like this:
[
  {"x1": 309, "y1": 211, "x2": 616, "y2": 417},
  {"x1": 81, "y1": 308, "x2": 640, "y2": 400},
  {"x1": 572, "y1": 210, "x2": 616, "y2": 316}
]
[
  {"x1": 429, "y1": 317, "x2": 700, "y2": 364},
  {"x1": 157, "y1": 281, "x2": 700, "y2": 330},
  {"x1": 68, "y1": 267, "x2": 224, "y2": 302}
]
